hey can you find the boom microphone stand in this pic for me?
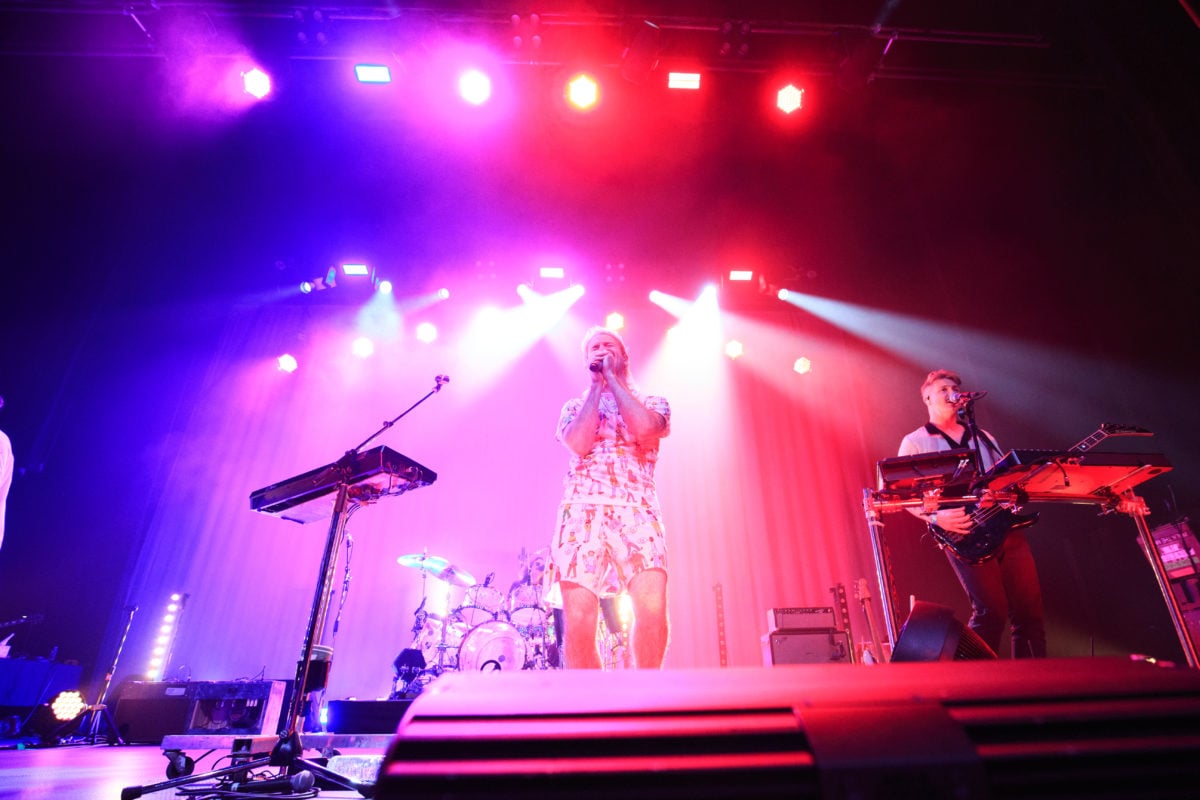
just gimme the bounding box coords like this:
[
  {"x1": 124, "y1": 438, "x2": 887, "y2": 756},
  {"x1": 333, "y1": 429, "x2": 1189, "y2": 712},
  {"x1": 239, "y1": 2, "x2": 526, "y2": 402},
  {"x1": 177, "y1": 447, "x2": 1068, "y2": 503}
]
[{"x1": 121, "y1": 375, "x2": 448, "y2": 800}]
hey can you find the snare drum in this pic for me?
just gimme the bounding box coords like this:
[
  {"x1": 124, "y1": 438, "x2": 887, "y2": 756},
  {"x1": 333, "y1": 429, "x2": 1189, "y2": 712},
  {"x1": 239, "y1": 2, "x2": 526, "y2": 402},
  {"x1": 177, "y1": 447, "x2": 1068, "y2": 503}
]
[
  {"x1": 457, "y1": 620, "x2": 527, "y2": 672},
  {"x1": 508, "y1": 583, "x2": 547, "y2": 629},
  {"x1": 454, "y1": 584, "x2": 506, "y2": 627}
]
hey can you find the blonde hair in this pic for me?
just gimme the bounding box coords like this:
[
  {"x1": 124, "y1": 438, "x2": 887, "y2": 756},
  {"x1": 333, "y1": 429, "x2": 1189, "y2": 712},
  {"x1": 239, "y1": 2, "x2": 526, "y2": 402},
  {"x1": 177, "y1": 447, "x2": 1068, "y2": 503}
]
[{"x1": 921, "y1": 369, "x2": 961, "y2": 400}]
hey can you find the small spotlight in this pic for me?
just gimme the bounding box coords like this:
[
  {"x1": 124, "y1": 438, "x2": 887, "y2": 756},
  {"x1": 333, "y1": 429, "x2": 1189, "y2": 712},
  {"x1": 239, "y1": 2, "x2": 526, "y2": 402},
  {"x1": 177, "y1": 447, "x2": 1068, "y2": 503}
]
[
  {"x1": 459, "y1": 69, "x2": 492, "y2": 105},
  {"x1": 605, "y1": 312, "x2": 625, "y2": 331},
  {"x1": 242, "y1": 67, "x2": 272, "y2": 99},
  {"x1": 793, "y1": 357, "x2": 813, "y2": 374},
  {"x1": 51, "y1": 691, "x2": 87, "y2": 722},
  {"x1": 415, "y1": 322, "x2": 438, "y2": 344},
  {"x1": 376, "y1": 279, "x2": 393, "y2": 295},
  {"x1": 667, "y1": 72, "x2": 701, "y2": 90},
  {"x1": 777, "y1": 83, "x2": 804, "y2": 114},
  {"x1": 725, "y1": 340, "x2": 744, "y2": 359},
  {"x1": 300, "y1": 281, "x2": 313, "y2": 294},
  {"x1": 277, "y1": 354, "x2": 298, "y2": 373},
  {"x1": 777, "y1": 288, "x2": 790, "y2": 300},
  {"x1": 437, "y1": 288, "x2": 451, "y2": 300},
  {"x1": 566, "y1": 73, "x2": 600, "y2": 110},
  {"x1": 354, "y1": 64, "x2": 392, "y2": 84},
  {"x1": 352, "y1": 337, "x2": 375, "y2": 358}
]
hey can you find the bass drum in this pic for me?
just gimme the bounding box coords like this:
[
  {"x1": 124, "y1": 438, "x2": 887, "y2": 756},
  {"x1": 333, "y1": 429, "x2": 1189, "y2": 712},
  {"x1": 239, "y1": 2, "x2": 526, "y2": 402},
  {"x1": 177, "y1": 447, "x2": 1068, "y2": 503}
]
[{"x1": 457, "y1": 620, "x2": 527, "y2": 672}]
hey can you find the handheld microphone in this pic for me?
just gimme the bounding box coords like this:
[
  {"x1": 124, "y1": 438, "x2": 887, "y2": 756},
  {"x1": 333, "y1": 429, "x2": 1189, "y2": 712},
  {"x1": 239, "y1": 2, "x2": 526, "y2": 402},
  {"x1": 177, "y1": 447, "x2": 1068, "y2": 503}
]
[
  {"x1": 949, "y1": 390, "x2": 987, "y2": 403},
  {"x1": 588, "y1": 360, "x2": 603, "y2": 373},
  {"x1": 483, "y1": 571, "x2": 495, "y2": 587},
  {"x1": 228, "y1": 770, "x2": 315, "y2": 794}
]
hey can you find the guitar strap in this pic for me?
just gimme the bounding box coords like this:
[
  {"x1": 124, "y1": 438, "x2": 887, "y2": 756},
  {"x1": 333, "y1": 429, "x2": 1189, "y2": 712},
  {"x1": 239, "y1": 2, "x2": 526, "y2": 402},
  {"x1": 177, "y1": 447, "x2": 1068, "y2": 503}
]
[{"x1": 924, "y1": 423, "x2": 1003, "y2": 461}]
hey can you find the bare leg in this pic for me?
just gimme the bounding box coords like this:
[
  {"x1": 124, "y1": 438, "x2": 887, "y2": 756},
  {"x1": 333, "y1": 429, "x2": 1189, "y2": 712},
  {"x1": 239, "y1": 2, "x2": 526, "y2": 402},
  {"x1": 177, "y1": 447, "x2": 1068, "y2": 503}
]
[
  {"x1": 628, "y1": 569, "x2": 668, "y2": 669},
  {"x1": 560, "y1": 581, "x2": 601, "y2": 669}
]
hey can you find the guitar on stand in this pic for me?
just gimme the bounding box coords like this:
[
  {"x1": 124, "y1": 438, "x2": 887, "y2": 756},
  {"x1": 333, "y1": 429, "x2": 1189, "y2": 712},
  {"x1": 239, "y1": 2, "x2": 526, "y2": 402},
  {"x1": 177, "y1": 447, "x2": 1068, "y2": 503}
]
[
  {"x1": 929, "y1": 423, "x2": 1152, "y2": 564},
  {"x1": 853, "y1": 578, "x2": 887, "y2": 664}
]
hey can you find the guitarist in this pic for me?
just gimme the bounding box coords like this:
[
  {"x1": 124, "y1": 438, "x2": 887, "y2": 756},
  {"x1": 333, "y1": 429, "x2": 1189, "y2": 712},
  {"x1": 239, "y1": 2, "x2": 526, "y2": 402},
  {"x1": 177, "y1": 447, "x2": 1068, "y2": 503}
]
[{"x1": 897, "y1": 369, "x2": 1047, "y2": 658}]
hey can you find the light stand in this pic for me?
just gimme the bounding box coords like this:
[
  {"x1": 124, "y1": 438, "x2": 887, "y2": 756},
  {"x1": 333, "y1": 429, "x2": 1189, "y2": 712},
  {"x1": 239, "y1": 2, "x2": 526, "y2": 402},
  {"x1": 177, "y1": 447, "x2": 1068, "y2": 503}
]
[{"x1": 121, "y1": 376, "x2": 448, "y2": 800}]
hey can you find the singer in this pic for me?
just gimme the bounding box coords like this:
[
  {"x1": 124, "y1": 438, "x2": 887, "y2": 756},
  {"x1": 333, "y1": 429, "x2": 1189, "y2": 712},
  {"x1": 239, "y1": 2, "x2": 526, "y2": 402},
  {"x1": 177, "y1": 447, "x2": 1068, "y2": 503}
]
[
  {"x1": 549, "y1": 326, "x2": 671, "y2": 669},
  {"x1": 896, "y1": 369, "x2": 1047, "y2": 658}
]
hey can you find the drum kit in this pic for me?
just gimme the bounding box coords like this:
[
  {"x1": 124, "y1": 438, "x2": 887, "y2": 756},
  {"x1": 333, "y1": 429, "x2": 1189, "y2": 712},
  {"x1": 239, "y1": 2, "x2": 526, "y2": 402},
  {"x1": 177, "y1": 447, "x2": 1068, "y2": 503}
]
[{"x1": 391, "y1": 550, "x2": 560, "y2": 698}]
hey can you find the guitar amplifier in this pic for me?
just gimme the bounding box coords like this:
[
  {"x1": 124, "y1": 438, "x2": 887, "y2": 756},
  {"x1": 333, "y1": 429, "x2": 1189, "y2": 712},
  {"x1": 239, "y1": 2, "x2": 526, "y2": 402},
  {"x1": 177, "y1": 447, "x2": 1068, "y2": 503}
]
[
  {"x1": 185, "y1": 680, "x2": 288, "y2": 736},
  {"x1": 766, "y1": 607, "x2": 836, "y2": 632},
  {"x1": 762, "y1": 630, "x2": 852, "y2": 666}
]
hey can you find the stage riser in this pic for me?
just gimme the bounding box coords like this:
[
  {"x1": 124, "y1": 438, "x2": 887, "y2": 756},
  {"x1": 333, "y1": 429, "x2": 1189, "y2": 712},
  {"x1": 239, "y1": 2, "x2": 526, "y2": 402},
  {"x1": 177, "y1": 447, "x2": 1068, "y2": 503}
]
[{"x1": 376, "y1": 659, "x2": 1200, "y2": 799}]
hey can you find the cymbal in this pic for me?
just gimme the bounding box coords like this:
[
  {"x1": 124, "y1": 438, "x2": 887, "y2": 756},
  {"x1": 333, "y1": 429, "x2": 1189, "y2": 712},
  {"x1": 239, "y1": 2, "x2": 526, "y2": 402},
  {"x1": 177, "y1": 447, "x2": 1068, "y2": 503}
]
[{"x1": 397, "y1": 553, "x2": 475, "y2": 587}]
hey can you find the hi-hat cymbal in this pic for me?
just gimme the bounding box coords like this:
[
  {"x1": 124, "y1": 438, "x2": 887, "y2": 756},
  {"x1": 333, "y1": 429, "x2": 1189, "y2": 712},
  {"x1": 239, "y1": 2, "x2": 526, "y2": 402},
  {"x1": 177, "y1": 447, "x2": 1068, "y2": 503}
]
[{"x1": 397, "y1": 553, "x2": 475, "y2": 587}]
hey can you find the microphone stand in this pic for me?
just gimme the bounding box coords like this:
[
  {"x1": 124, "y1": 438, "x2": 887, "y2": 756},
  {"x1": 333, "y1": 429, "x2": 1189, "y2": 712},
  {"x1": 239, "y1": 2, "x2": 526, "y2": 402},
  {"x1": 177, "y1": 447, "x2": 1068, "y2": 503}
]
[{"x1": 122, "y1": 375, "x2": 449, "y2": 800}]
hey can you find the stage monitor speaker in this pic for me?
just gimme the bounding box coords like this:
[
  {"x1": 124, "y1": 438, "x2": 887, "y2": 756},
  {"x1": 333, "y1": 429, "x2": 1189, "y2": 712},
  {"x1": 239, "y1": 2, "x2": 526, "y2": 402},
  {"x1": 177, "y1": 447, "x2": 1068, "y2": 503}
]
[
  {"x1": 112, "y1": 682, "x2": 192, "y2": 744},
  {"x1": 376, "y1": 658, "x2": 1200, "y2": 799},
  {"x1": 890, "y1": 600, "x2": 997, "y2": 662}
]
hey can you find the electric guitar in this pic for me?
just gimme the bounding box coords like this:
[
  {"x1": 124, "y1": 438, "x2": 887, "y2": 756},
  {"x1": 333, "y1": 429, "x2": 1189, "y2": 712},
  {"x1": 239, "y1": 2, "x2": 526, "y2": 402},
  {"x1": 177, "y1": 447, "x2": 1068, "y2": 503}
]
[{"x1": 930, "y1": 423, "x2": 1151, "y2": 564}]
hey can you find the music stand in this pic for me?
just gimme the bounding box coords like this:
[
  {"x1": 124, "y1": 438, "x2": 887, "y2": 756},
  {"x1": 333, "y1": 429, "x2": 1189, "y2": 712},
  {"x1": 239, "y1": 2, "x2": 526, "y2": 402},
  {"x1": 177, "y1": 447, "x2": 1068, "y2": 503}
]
[{"x1": 121, "y1": 376, "x2": 447, "y2": 800}]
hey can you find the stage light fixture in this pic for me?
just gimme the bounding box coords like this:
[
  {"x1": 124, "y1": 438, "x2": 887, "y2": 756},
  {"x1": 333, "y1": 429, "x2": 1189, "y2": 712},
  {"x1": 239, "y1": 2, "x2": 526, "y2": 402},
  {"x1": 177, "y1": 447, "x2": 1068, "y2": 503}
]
[
  {"x1": 728, "y1": 269, "x2": 754, "y2": 281},
  {"x1": 351, "y1": 337, "x2": 375, "y2": 358},
  {"x1": 459, "y1": 69, "x2": 492, "y2": 105},
  {"x1": 793, "y1": 357, "x2": 812, "y2": 374},
  {"x1": 50, "y1": 691, "x2": 86, "y2": 723},
  {"x1": 277, "y1": 354, "x2": 298, "y2": 373},
  {"x1": 605, "y1": 312, "x2": 625, "y2": 331},
  {"x1": 376, "y1": 279, "x2": 393, "y2": 295},
  {"x1": 241, "y1": 67, "x2": 271, "y2": 100},
  {"x1": 300, "y1": 281, "x2": 314, "y2": 294},
  {"x1": 146, "y1": 592, "x2": 187, "y2": 681},
  {"x1": 342, "y1": 263, "x2": 370, "y2": 277},
  {"x1": 725, "y1": 340, "x2": 744, "y2": 360},
  {"x1": 510, "y1": 13, "x2": 542, "y2": 52},
  {"x1": 415, "y1": 322, "x2": 438, "y2": 344},
  {"x1": 620, "y1": 20, "x2": 662, "y2": 85},
  {"x1": 566, "y1": 73, "x2": 600, "y2": 111},
  {"x1": 667, "y1": 72, "x2": 701, "y2": 90},
  {"x1": 777, "y1": 83, "x2": 804, "y2": 114},
  {"x1": 354, "y1": 64, "x2": 392, "y2": 84},
  {"x1": 437, "y1": 288, "x2": 451, "y2": 300},
  {"x1": 539, "y1": 266, "x2": 565, "y2": 279}
]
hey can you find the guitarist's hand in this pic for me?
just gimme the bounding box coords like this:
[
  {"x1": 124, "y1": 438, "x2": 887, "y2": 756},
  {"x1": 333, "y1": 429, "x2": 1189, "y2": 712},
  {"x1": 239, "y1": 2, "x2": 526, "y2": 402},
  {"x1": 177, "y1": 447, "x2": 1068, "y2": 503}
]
[{"x1": 932, "y1": 507, "x2": 973, "y2": 536}]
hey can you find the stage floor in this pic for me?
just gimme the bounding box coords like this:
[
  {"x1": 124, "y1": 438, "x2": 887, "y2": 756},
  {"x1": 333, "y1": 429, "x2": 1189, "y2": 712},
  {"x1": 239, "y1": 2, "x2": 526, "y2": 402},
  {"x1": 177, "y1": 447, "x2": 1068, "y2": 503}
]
[{"x1": 0, "y1": 740, "x2": 378, "y2": 800}]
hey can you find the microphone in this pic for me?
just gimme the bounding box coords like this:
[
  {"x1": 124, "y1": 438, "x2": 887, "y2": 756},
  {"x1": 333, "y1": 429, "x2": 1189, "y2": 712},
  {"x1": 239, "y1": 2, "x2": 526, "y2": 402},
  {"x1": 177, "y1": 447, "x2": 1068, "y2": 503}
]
[
  {"x1": 228, "y1": 771, "x2": 315, "y2": 794},
  {"x1": 434, "y1": 374, "x2": 450, "y2": 391},
  {"x1": 483, "y1": 571, "x2": 495, "y2": 587},
  {"x1": 588, "y1": 360, "x2": 603, "y2": 373},
  {"x1": 950, "y1": 390, "x2": 987, "y2": 403}
]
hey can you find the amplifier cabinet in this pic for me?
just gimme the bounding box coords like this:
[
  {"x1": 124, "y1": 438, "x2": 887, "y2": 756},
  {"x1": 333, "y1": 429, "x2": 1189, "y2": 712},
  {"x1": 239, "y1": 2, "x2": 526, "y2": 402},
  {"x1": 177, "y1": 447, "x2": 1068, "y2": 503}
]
[
  {"x1": 113, "y1": 682, "x2": 192, "y2": 744},
  {"x1": 763, "y1": 630, "x2": 852, "y2": 666},
  {"x1": 766, "y1": 607, "x2": 836, "y2": 632},
  {"x1": 186, "y1": 680, "x2": 287, "y2": 736}
]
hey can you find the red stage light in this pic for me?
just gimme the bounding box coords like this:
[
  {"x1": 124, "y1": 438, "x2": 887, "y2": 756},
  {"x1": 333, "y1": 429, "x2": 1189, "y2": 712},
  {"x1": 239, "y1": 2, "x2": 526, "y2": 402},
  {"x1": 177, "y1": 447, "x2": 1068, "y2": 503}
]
[{"x1": 565, "y1": 73, "x2": 600, "y2": 111}]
